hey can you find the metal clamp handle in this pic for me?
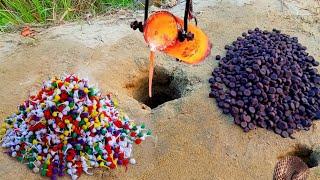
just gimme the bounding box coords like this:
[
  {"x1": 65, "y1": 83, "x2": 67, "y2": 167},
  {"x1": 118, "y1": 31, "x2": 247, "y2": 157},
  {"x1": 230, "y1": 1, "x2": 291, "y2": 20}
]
[{"x1": 130, "y1": 0, "x2": 149, "y2": 32}]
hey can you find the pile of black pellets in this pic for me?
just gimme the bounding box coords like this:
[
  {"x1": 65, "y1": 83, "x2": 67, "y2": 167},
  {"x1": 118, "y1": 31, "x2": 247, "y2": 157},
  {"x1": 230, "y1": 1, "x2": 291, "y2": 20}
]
[{"x1": 209, "y1": 28, "x2": 320, "y2": 138}]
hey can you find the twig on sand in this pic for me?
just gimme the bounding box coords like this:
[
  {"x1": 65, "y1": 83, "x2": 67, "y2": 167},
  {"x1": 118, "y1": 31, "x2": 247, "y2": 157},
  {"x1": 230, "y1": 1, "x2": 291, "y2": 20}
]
[{"x1": 279, "y1": 0, "x2": 289, "y2": 12}]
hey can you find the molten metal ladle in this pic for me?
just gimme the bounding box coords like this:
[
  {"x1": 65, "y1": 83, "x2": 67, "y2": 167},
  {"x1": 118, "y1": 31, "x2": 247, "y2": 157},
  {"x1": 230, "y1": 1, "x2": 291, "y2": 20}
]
[{"x1": 131, "y1": 0, "x2": 212, "y2": 98}]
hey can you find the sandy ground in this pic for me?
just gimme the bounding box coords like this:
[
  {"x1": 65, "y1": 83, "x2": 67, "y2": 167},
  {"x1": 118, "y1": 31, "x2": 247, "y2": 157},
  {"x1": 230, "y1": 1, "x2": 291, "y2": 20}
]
[{"x1": 0, "y1": 0, "x2": 320, "y2": 179}]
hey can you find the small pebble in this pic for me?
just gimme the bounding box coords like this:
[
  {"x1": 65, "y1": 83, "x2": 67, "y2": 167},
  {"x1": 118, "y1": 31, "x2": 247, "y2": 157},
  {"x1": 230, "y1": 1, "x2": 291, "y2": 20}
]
[{"x1": 130, "y1": 158, "x2": 136, "y2": 165}]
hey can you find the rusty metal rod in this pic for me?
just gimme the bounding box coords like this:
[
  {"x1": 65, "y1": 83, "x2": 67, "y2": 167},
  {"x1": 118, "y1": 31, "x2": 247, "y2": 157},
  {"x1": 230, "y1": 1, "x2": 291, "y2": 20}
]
[
  {"x1": 144, "y1": 0, "x2": 149, "y2": 22},
  {"x1": 184, "y1": 0, "x2": 191, "y2": 32}
]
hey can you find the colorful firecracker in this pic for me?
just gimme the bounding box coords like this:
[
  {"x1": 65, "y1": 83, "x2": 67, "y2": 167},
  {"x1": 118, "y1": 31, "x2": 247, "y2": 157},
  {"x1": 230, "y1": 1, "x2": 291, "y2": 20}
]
[{"x1": 0, "y1": 75, "x2": 151, "y2": 180}]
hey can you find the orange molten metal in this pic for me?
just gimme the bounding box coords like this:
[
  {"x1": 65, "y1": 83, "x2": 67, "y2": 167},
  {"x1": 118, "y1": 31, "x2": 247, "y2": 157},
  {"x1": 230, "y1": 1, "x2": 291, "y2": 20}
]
[
  {"x1": 164, "y1": 17, "x2": 212, "y2": 64},
  {"x1": 144, "y1": 11, "x2": 178, "y2": 51},
  {"x1": 143, "y1": 11, "x2": 212, "y2": 97}
]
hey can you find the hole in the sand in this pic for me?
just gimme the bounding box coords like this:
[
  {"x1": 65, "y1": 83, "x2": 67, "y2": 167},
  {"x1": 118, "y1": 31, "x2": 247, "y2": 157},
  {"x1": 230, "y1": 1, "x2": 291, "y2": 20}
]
[
  {"x1": 283, "y1": 144, "x2": 318, "y2": 168},
  {"x1": 126, "y1": 67, "x2": 190, "y2": 109},
  {"x1": 138, "y1": 68, "x2": 181, "y2": 109}
]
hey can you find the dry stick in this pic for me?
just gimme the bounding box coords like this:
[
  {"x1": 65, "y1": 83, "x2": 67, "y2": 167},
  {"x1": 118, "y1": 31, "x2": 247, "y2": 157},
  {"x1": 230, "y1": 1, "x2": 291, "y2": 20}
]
[
  {"x1": 59, "y1": 10, "x2": 69, "y2": 22},
  {"x1": 280, "y1": 0, "x2": 284, "y2": 12},
  {"x1": 148, "y1": 51, "x2": 155, "y2": 98},
  {"x1": 280, "y1": 0, "x2": 289, "y2": 12},
  {"x1": 52, "y1": 0, "x2": 57, "y2": 22},
  {"x1": 59, "y1": 9, "x2": 75, "y2": 22}
]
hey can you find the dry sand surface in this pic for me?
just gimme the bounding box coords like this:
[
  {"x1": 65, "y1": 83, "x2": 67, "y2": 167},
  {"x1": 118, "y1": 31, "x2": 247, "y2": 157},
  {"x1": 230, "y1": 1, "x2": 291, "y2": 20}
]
[{"x1": 0, "y1": 0, "x2": 320, "y2": 179}]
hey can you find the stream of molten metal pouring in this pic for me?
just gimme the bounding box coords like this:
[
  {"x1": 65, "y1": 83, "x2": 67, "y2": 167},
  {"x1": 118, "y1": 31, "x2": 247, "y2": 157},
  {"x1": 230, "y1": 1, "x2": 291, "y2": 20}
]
[{"x1": 149, "y1": 51, "x2": 155, "y2": 97}]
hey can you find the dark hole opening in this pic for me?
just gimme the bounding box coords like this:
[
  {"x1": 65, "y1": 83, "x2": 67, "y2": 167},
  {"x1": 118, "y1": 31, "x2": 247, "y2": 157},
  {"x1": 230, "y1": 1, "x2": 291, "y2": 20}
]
[
  {"x1": 132, "y1": 68, "x2": 183, "y2": 109},
  {"x1": 143, "y1": 92, "x2": 179, "y2": 109},
  {"x1": 285, "y1": 144, "x2": 318, "y2": 168}
]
